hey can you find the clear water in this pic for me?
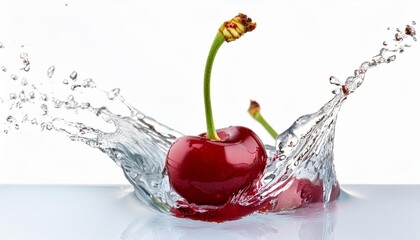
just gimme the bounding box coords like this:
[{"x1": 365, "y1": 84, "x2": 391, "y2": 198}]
[{"x1": 0, "y1": 23, "x2": 416, "y2": 221}]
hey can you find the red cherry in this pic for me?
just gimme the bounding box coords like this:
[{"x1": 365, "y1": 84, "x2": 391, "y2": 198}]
[
  {"x1": 165, "y1": 126, "x2": 267, "y2": 206},
  {"x1": 259, "y1": 178, "x2": 341, "y2": 212}
]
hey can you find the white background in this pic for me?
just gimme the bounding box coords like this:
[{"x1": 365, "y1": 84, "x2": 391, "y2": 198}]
[{"x1": 0, "y1": 0, "x2": 419, "y2": 185}]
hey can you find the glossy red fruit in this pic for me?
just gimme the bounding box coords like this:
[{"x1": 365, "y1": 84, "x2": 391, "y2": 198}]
[
  {"x1": 259, "y1": 178, "x2": 341, "y2": 212},
  {"x1": 165, "y1": 126, "x2": 267, "y2": 206}
]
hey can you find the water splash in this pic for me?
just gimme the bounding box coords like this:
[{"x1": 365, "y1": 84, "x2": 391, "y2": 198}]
[
  {"x1": 47, "y1": 66, "x2": 55, "y2": 78},
  {"x1": 0, "y1": 23, "x2": 417, "y2": 221}
]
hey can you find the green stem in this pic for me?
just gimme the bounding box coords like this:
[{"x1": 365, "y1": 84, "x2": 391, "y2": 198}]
[
  {"x1": 204, "y1": 32, "x2": 225, "y2": 140},
  {"x1": 252, "y1": 112, "x2": 278, "y2": 140}
]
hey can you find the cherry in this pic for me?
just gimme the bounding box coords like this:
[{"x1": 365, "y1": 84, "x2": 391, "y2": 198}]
[
  {"x1": 166, "y1": 126, "x2": 266, "y2": 205},
  {"x1": 165, "y1": 14, "x2": 267, "y2": 207},
  {"x1": 248, "y1": 100, "x2": 341, "y2": 212},
  {"x1": 259, "y1": 178, "x2": 341, "y2": 212}
]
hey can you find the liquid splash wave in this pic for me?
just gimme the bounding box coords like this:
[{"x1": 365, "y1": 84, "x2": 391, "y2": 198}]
[{"x1": 0, "y1": 23, "x2": 416, "y2": 221}]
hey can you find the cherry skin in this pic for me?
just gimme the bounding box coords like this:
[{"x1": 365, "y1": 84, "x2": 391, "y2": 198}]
[
  {"x1": 165, "y1": 126, "x2": 267, "y2": 206},
  {"x1": 259, "y1": 178, "x2": 341, "y2": 213}
]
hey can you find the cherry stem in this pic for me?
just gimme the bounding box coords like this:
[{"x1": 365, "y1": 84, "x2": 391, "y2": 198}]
[
  {"x1": 248, "y1": 100, "x2": 278, "y2": 139},
  {"x1": 203, "y1": 13, "x2": 256, "y2": 140},
  {"x1": 203, "y1": 33, "x2": 225, "y2": 140}
]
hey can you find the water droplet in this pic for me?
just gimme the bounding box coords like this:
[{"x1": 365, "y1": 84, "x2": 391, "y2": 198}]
[
  {"x1": 1, "y1": 66, "x2": 6, "y2": 72},
  {"x1": 383, "y1": 41, "x2": 388, "y2": 46},
  {"x1": 65, "y1": 95, "x2": 77, "y2": 109},
  {"x1": 19, "y1": 91, "x2": 26, "y2": 101},
  {"x1": 62, "y1": 79, "x2": 69, "y2": 85},
  {"x1": 11, "y1": 74, "x2": 18, "y2": 81},
  {"x1": 332, "y1": 88, "x2": 341, "y2": 95},
  {"x1": 41, "y1": 94, "x2": 48, "y2": 101},
  {"x1": 395, "y1": 33, "x2": 403, "y2": 41},
  {"x1": 20, "y1": 52, "x2": 28, "y2": 59},
  {"x1": 10, "y1": 93, "x2": 17, "y2": 100},
  {"x1": 53, "y1": 100, "x2": 63, "y2": 108},
  {"x1": 70, "y1": 71, "x2": 78, "y2": 80},
  {"x1": 107, "y1": 88, "x2": 120, "y2": 100},
  {"x1": 31, "y1": 118, "x2": 38, "y2": 125},
  {"x1": 47, "y1": 66, "x2": 55, "y2": 78},
  {"x1": 28, "y1": 91, "x2": 35, "y2": 99},
  {"x1": 3, "y1": 130, "x2": 8, "y2": 134},
  {"x1": 386, "y1": 55, "x2": 396, "y2": 63},
  {"x1": 6, "y1": 115, "x2": 15, "y2": 123},
  {"x1": 80, "y1": 102, "x2": 91, "y2": 109},
  {"x1": 67, "y1": 95, "x2": 75, "y2": 102},
  {"x1": 82, "y1": 78, "x2": 96, "y2": 88},
  {"x1": 71, "y1": 84, "x2": 81, "y2": 91},
  {"x1": 329, "y1": 76, "x2": 341, "y2": 86},
  {"x1": 21, "y1": 78, "x2": 28, "y2": 86},
  {"x1": 40, "y1": 104, "x2": 48, "y2": 115},
  {"x1": 40, "y1": 122, "x2": 51, "y2": 131},
  {"x1": 413, "y1": 21, "x2": 417, "y2": 25},
  {"x1": 14, "y1": 124, "x2": 19, "y2": 130},
  {"x1": 358, "y1": 61, "x2": 370, "y2": 74},
  {"x1": 0, "y1": 42, "x2": 3, "y2": 48},
  {"x1": 405, "y1": 25, "x2": 415, "y2": 37},
  {"x1": 22, "y1": 64, "x2": 30, "y2": 72}
]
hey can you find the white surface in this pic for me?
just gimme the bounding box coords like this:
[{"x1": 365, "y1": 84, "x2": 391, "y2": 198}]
[
  {"x1": 0, "y1": 185, "x2": 419, "y2": 240},
  {"x1": 0, "y1": 0, "x2": 420, "y2": 185}
]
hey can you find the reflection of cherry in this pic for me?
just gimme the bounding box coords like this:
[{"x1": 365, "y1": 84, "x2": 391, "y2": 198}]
[{"x1": 165, "y1": 14, "x2": 267, "y2": 207}]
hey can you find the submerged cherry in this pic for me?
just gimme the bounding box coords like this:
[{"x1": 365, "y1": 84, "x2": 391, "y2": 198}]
[
  {"x1": 165, "y1": 14, "x2": 267, "y2": 207},
  {"x1": 248, "y1": 100, "x2": 341, "y2": 211}
]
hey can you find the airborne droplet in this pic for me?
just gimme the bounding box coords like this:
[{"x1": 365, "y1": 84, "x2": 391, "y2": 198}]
[
  {"x1": 107, "y1": 88, "x2": 121, "y2": 100},
  {"x1": 28, "y1": 91, "x2": 35, "y2": 99},
  {"x1": 47, "y1": 66, "x2": 55, "y2": 78},
  {"x1": 41, "y1": 94, "x2": 48, "y2": 101},
  {"x1": 21, "y1": 78, "x2": 28, "y2": 86},
  {"x1": 82, "y1": 78, "x2": 96, "y2": 88},
  {"x1": 40, "y1": 104, "x2": 48, "y2": 115},
  {"x1": 329, "y1": 76, "x2": 341, "y2": 86},
  {"x1": 70, "y1": 71, "x2": 78, "y2": 80},
  {"x1": 6, "y1": 115, "x2": 16, "y2": 123}
]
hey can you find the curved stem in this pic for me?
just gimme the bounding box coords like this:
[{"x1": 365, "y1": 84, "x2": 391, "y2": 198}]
[
  {"x1": 204, "y1": 32, "x2": 225, "y2": 140},
  {"x1": 253, "y1": 112, "x2": 278, "y2": 139},
  {"x1": 203, "y1": 13, "x2": 256, "y2": 140},
  {"x1": 248, "y1": 100, "x2": 278, "y2": 140}
]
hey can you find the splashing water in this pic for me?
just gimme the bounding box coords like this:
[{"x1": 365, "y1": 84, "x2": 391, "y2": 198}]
[{"x1": 0, "y1": 23, "x2": 417, "y2": 221}]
